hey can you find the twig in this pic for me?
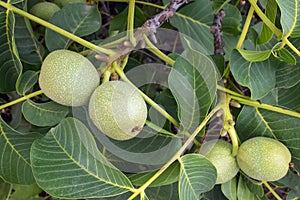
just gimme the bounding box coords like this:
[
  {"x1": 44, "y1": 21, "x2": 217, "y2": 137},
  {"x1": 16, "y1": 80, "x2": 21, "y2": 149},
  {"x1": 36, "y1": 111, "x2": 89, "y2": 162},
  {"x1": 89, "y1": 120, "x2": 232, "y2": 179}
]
[
  {"x1": 105, "y1": 0, "x2": 193, "y2": 63},
  {"x1": 141, "y1": 0, "x2": 192, "y2": 40},
  {"x1": 210, "y1": 9, "x2": 225, "y2": 55}
]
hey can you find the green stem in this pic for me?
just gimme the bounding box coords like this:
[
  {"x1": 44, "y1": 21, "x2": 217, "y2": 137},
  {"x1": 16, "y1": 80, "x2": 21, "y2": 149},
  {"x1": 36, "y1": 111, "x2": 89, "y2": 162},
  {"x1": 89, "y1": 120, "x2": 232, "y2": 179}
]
[
  {"x1": 127, "y1": 0, "x2": 136, "y2": 46},
  {"x1": 218, "y1": 85, "x2": 300, "y2": 118},
  {"x1": 225, "y1": 1, "x2": 256, "y2": 77},
  {"x1": 282, "y1": 37, "x2": 300, "y2": 56},
  {"x1": 217, "y1": 85, "x2": 252, "y2": 100},
  {"x1": 0, "y1": 90, "x2": 43, "y2": 109},
  {"x1": 248, "y1": 0, "x2": 282, "y2": 37},
  {"x1": 145, "y1": 120, "x2": 180, "y2": 138},
  {"x1": 249, "y1": 0, "x2": 300, "y2": 56},
  {"x1": 102, "y1": 70, "x2": 111, "y2": 83},
  {"x1": 227, "y1": 125, "x2": 239, "y2": 156},
  {"x1": 262, "y1": 181, "x2": 282, "y2": 200},
  {"x1": 227, "y1": 79, "x2": 245, "y2": 96},
  {"x1": 143, "y1": 34, "x2": 175, "y2": 66},
  {"x1": 0, "y1": 1, "x2": 114, "y2": 55},
  {"x1": 219, "y1": 92, "x2": 240, "y2": 156},
  {"x1": 236, "y1": 2, "x2": 255, "y2": 49},
  {"x1": 248, "y1": 0, "x2": 300, "y2": 56},
  {"x1": 114, "y1": 65, "x2": 180, "y2": 127},
  {"x1": 127, "y1": 105, "x2": 221, "y2": 200},
  {"x1": 229, "y1": 95, "x2": 300, "y2": 118}
]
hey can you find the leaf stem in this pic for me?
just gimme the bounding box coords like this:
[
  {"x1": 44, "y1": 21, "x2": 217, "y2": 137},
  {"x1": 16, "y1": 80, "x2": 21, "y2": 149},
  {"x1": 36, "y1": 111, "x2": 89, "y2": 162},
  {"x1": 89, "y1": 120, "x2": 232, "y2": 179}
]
[
  {"x1": 217, "y1": 85, "x2": 252, "y2": 99},
  {"x1": 0, "y1": 90, "x2": 43, "y2": 109},
  {"x1": 114, "y1": 65, "x2": 180, "y2": 127},
  {"x1": 282, "y1": 36, "x2": 300, "y2": 56},
  {"x1": 127, "y1": 105, "x2": 221, "y2": 200},
  {"x1": 236, "y1": 2, "x2": 255, "y2": 49},
  {"x1": 143, "y1": 34, "x2": 175, "y2": 66},
  {"x1": 127, "y1": 0, "x2": 136, "y2": 45},
  {"x1": 145, "y1": 120, "x2": 180, "y2": 138},
  {"x1": 102, "y1": 70, "x2": 111, "y2": 83},
  {"x1": 0, "y1": 1, "x2": 114, "y2": 55},
  {"x1": 227, "y1": 125, "x2": 239, "y2": 156},
  {"x1": 262, "y1": 181, "x2": 282, "y2": 200},
  {"x1": 219, "y1": 92, "x2": 240, "y2": 156},
  {"x1": 248, "y1": 0, "x2": 282, "y2": 38},
  {"x1": 229, "y1": 95, "x2": 300, "y2": 119},
  {"x1": 217, "y1": 85, "x2": 300, "y2": 118},
  {"x1": 247, "y1": 0, "x2": 300, "y2": 56},
  {"x1": 225, "y1": 2, "x2": 256, "y2": 77}
]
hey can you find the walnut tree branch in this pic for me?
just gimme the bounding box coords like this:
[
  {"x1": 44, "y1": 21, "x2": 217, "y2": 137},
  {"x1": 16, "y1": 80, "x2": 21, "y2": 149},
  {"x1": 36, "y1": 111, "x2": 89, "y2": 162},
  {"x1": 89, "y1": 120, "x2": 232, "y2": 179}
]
[
  {"x1": 101, "y1": 0, "x2": 193, "y2": 63},
  {"x1": 141, "y1": 0, "x2": 193, "y2": 38},
  {"x1": 210, "y1": 9, "x2": 225, "y2": 55}
]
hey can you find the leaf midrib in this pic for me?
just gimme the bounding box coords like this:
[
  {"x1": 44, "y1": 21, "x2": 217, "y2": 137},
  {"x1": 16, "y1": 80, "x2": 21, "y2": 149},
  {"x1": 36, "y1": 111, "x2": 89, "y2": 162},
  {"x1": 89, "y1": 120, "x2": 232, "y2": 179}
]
[
  {"x1": 26, "y1": 100, "x2": 67, "y2": 114},
  {"x1": 178, "y1": 157, "x2": 197, "y2": 199},
  {"x1": 175, "y1": 12, "x2": 210, "y2": 29},
  {"x1": 255, "y1": 108, "x2": 277, "y2": 139},
  {"x1": 50, "y1": 130, "x2": 134, "y2": 191},
  {"x1": 0, "y1": 123, "x2": 31, "y2": 167},
  {"x1": 63, "y1": 6, "x2": 97, "y2": 49}
]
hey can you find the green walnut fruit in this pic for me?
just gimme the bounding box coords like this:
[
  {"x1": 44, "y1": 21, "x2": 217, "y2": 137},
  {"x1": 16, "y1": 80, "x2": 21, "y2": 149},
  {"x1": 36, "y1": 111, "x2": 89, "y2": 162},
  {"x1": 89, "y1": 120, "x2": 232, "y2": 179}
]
[
  {"x1": 237, "y1": 137, "x2": 291, "y2": 181},
  {"x1": 54, "y1": 0, "x2": 86, "y2": 7},
  {"x1": 200, "y1": 140, "x2": 239, "y2": 184},
  {"x1": 39, "y1": 50, "x2": 100, "y2": 106},
  {"x1": 30, "y1": 2, "x2": 60, "y2": 21},
  {"x1": 89, "y1": 81, "x2": 147, "y2": 141}
]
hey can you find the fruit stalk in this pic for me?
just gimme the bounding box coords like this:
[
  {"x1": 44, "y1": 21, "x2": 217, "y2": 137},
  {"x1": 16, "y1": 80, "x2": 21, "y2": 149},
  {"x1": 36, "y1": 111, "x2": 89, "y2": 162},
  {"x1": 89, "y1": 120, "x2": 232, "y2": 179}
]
[
  {"x1": 143, "y1": 34, "x2": 175, "y2": 66},
  {"x1": 127, "y1": 0, "x2": 136, "y2": 45},
  {"x1": 114, "y1": 64, "x2": 180, "y2": 127}
]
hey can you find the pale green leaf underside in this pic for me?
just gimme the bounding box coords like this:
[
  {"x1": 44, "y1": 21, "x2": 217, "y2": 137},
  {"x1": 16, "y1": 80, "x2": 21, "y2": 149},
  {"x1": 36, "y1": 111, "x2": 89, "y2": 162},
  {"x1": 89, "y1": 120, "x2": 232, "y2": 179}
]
[
  {"x1": 221, "y1": 177, "x2": 237, "y2": 200},
  {"x1": 30, "y1": 117, "x2": 134, "y2": 199},
  {"x1": 0, "y1": 117, "x2": 40, "y2": 184},
  {"x1": 45, "y1": 3, "x2": 101, "y2": 51},
  {"x1": 275, "y1": 0, "x2": 300, "y2": 38},
  {"x1": 237, "y1": 176, "x2": 260, "y2": 200},
  {"x1": 168, "y1": 48, "x2": 217, "y2": 132},
  {"x1": 237, "y1": 49, "x2": 271, "y2": 62},
  {"x1": 258, "y1": 0, "x2": 277, "y2": 44},
  {"x1": 178, "y1": 154, "x2": 217, "y2": 200},
  {"x1": 22, "y1": 100, "x2": 69, "y2": 127}
]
